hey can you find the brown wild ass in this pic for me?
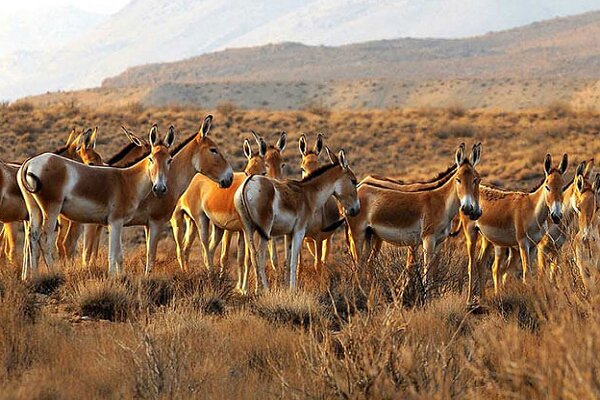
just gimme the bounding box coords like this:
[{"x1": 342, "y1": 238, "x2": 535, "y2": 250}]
[
  {"x1": 117, "y1": 115, "x2": 234, "y2": 274},
  {"x1": 171, "y1": 131, "x2": 286, "y2": 288},
  {"x1": 235, "y1": 146, "x2": 360, "y2": 293},
  {"x1": 298, "y1": 133, "x2": 342, "y2": 271},
  {"x1": 461, "y1": 153, "x2": 568, "y2": 303},
  {"x1": 81, "y1": 126, "x2": 153, "y2": 265},
  {"x1": 346, "y1": 143, "x2": 482, "y2": 297},
  {"x1": 18, "y1": 125, "x2": 177, "y2": 278}
]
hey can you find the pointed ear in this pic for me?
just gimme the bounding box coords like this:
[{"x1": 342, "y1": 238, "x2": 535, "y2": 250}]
[
  {"x1": 164, "y1": 125, "x2": 175, "y2": 148},
  {"x1": 325, "y1": 145, "x2": 338, "y2": 165},
  {"x1": 89, "y1": 127, "x2": 98, "y2": 149},
  {"x1": 122, "y1": 126, "x2": 143, "y2": 147},
  {"x1": 259, "y1": 137, "x2": 267, "y2": 157},
  {"x1": 576, "y1": 174, "x2": 585, "y2": 193},
  {"x1": 299, "y1": 134, "x2": 308, "y2": 156},
  {"x1": 251, "y1": 130, "x2": 261, "y2": 146},
  {"x1": 470, "y1": 142, "x2": 481, "y2": 166},
  {"x1": 576, "y1": 160, "x2": 587, "y2": 177},
  {"x1": 199, "y1": 115, "x2": 213, "y2": 138},
  {"x1": 243, "y1": 139, "x2": 252, "y2": 160},
  {"x1": 76, "y1": 129, "x2": 91, "y2": 152},
  {"x1": 66, "y1": 128, "x2": 76, "y2": 147},
  {"x1": 544, "y1": 154, "x2": 552, "y2": 176},
  {"x1": 559, "y1": 153, "x2": 569, "y2": 175},
  {"x1": 277, "y1": 131, "x2": 287, "y2": 152},
  {"x1": 149, "y1": 124, "x2": 159, "y2": 147},
  {"x1": 584, "y1": 158, "x2": 595, "y2": 179},
  {"x1": 314, "y1": 133, "x2": 324, "y2": 156},
  {"x1": 455, "y1": 143, "x2": 466, "y2": 167},
  {"x1": 594, "y1": 173, "x2": 600, "y2": 194},
  {"x1": 338, "y1": 149, "x2": 349, "y2": 170}
]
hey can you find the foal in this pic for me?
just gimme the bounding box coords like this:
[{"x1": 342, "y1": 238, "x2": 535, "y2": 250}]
[
  {"x1": 235, "y1": 146, "x2": 360, "y2": 293},
  {"x1": 19, "y1": 125, "x2": 175, "y2": 278}
]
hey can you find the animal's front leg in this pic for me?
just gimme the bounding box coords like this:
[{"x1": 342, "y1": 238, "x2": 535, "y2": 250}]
[
  {"x1": 144, "y1": 221, "x2": 162, "y2": 274},
  {"x1": 108, "y1": 221, "x2": 124, "y2": 275},
  {"x1": 288, "y1": 229, "x2": 306, "y2": 289},
  {"x1": 422, "y1": 235, "x2": 439, "y2": 297},
  {"x1": 518, "y1": 240, "x2": 531, "y2": 284}
]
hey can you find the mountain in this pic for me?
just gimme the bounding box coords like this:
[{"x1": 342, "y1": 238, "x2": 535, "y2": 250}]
[{"x1": 3, "y1": 0, "x2": 600, "y2": 100}]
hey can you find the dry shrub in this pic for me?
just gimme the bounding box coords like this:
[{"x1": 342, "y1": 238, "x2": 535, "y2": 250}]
[
  {"x1": 172, "y1": 269, "x2": 236, "y2": 315},
  {"x1": 435, "y1": 121, "x2": 476, "y2": 138},
  {"x1": 253, "y1": 289, "x2": 322, "y2": 328},
  {"x1": 27, "y1": 272, "x2": 65, "y2": 295},
  {"x1": 304, "y1": 100, "x2": 331, "y2": 119},
  {"x1": 447, "y1": 103, "x2": 467, "y2": 118},
  {"x1": 216, "y1": 101, "x2": 239, "y2": 119},
  {"x1": 74, "y1": 279, "x2": 134, "y2": 321},
  {"x1": 8, "y1": 101, "x2": 34, "y2": 112}
]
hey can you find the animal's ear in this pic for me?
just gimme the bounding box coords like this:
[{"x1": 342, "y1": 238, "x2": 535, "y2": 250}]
[
  {"x1": 594, "y1": 173, "x2": 600, "y2": 194},
  {"x1": 251, "y1": 130, "x2": 261, "y2": 146},
  {"x1": 576, "y1": 174, "x2": 585, "y2": 193},
  {"x1": 199, "y1": 114, "x2": 213, "y2": 138},
  {"x1": 470, "y1": 142, "x2": 481, "y2": 166},
  {"x1": 544, "y1": 154, "x2": 552, "y2": 176},
  {"x1": 325, "y1": 145, "x2": 338, "y2": 165},
  {"x1": 259, "y1": 137, "x2": 267, "y2": 157},
  {"x1": 299, "y1": 134, "x2": 308, "y2": 156},
  {"x1": 314, "y1": 133, "x2": 324, "y2": 156},
  {"x1": 165, "y1": 125, "x2": 175, "y2": 148},
  {"x1": 76, "y1": 128, "x2": 92, "y2": 152},
  {"x1": 122, "y1": 126, "x2": 143, "y2": 147},
  {"x1": 455, "y1": 143, "x2": 466, "y2": 167},
  {"x1": 66, "y1": 128, "x2": 77, "y2": 147},
  {"x1": 559, "y1": 153, "x2": 569, "y2": 175},
  {"x1": 576, "y1": 160, "x2": 587, "y2": 177},
  {"x1": 90, "y1": 127, "x2": 98, "y2": 149},
  {"x1": 277, "y1": 131, "x2": 287, "y2": 152},
  {"x1": 243, "y1": 138, "x2": 252, "y2": 160},
  {"x1": 149, "y1": 124, "x2": 159, "y2": 147},
  {"x1": 584, "y1": 158, "x2": 595, "y2": 179},
  {"x1": 338, "y1": 149, "x2": 349, "y2": 170}
]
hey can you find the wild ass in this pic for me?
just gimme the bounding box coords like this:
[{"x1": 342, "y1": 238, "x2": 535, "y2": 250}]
[
  {"x1": 461, "y1": 153, "x2": 568, "y2": 303},
  {"x1": 346, "y1": 143, "x2": 482, "y2": 296},
  {"x1": 18, "y1": 125, "x2": 176, "y2": 278},
  {"x1": 171, "y1": 131, "x2": 286, "y2": 287},
  {"x1": 235, "y1": 146, "x2": 360, "y2": 293}
]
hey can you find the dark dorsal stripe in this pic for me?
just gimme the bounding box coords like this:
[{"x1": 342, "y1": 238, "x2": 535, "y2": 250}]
[
  {"x1": 170, "y1": 131, "x2": 197, "y2": 156},
  {"x1": 107, "y1": 142, "x2": 141, "y2": 166}
]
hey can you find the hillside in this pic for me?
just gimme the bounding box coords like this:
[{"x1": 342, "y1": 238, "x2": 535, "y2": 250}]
[{"x1": 3, "y1": 0, "x2": 600, "y2": 100}]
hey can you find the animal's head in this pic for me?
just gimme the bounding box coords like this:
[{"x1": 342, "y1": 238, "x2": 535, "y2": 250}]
[
  {"x1": 254, "y1": 130, "x2": 286, "y2": 179},
  {"x1": 194, "y1": 115, "x2": 233, "y2": 188},
  {"x1": 243, "y1": 135, "x2": 267, "y2": 176},
  {"x1": 75, "y1": 127, "x2": 103, "y2": 166},
  {"x1": 454, "y1": 142, "x2": 482, "y2": 220},
  {"x1": 543, "y1": 153, "x2": 569, "y2": 224},
  {"x1": 325, "y1": 146, "x2": 360, "y2": 217},
  {"x1": 573, "y1": 165, "x2": 599, "y2": 242},
  {"x1": 147, "y1": 124, "x2": 175, "y2": 198},
  {"x1": 299, "y1": 133, "x2": 324, "y2": 178}
]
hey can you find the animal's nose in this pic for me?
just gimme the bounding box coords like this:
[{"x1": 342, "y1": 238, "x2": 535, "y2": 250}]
[
  {"x1": 348, "y1": 205, "x2": 360, "y2": 217},
  {"x1": 152, "y1": 184, "x2": 167, "y2": 197},
  {"x1": 550, "y1": 212, "x2": 562, "y2": 224},
  {"x1": 220, "y1": 176, "x2": 233, "y2": 188},
  {"x1": 470, "y1": 207, "x2": 483, "y2": 221},
  {"x1": 461, "y1": 204, "x2": 473, "y2": 215}
]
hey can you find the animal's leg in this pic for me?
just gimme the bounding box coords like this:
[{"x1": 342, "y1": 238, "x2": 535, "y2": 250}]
[
  {"x1": 209, "y1": 225, "x2": 224, "y2": 271},
  {"x1": 518, "y1": 241, "x2": 531, "y2": 284},
  {"x1": 288, "y1": 230, "x2": 306, "y2": 289},
  {"x1": 219, "y1": 230, "x2": 232, "y2": 270},
  {"x1": 144, "y1": 221, "x2": 163, "y2": 275},
  {"x1": 198, "y1": 213, "x2": 212, "y2": 269},
  {"x1": 107, "y1": 221, "x2": 124, "y2": 275},
  {"x1": 170, "y1": 210, "x2": 187, "y2": 271}
]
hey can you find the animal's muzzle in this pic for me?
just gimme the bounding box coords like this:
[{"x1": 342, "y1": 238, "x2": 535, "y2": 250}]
[
  {"x1": 550, "y1": 212, "x2": 562, "y2": 224},
  {"x1": 152, "y1": 184, "x2": 168, "y2": 197},
  {"x1": 347, "y1": 204, "x2": 360, "y2": 217},
  {"x1": 219, "y1": 175, "x2": 233, "y2": 189},
  {"x1": 462, "y1": 204, "x2": 482, "y2": 221}
]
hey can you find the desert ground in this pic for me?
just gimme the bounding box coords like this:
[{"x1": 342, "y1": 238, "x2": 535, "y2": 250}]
[{"x1": 0, "y1": 101, "x2": 599, "y2": 398}]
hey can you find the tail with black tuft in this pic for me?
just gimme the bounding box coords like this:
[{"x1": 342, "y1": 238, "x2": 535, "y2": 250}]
[{"x1": 20, "y1": 164, "x2": 41, "y2": 193}]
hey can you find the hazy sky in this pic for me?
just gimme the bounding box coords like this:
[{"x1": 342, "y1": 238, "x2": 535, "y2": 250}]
[{"x1": 4, "y1": 0, "x2": 130, "y2": 14}]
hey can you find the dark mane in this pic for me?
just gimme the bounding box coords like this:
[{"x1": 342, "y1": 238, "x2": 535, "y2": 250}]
[
  {"x1": 52, "y1": 144, "x2": 70, "y2": 155},
  {"x1": 170, "y1": 131, "x2": 197, "y2": 155},
  {"x1": 563, "y1": 179, "x2": 574, "y2": 192},
  {"x1": 369, "y1": 163, "x2": 457, "y2": 186},
  {"x1": 295, "y1": 163, "x2": 339, "y2": 183},
  {"x1": 107, "y1": 142, "x2": 141, "y2": 166},
  {"x1": 361, "y1": 163, "x2": 458, "y2": 192}
]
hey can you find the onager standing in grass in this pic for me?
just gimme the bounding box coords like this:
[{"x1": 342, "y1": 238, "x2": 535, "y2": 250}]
[
  {"x1": 18, "y1": 125, "x2": 175, "y2": 278},
  {"x1": 536, "y1": 159, "x2": 594, "y2": 277},
  {"x1": 81, "y1": 126, "x2": 153, "y2": 265},
  {"x1": 171, "y1": 131, "x2": 286, "y2": 287},
  {"x1": 235, "y1": 146, "x2": 360, "y2": 293},
  {"x1": 461, "y1": 153, "x2": 568, "y2": 303},
  {"x1": 121, "y1": 115, "x2": 234, "y2": 274},
  {"x1": 346, "y1": 143, "x2": 482, "y2": 295},
  {"x1": 298, "y1": 133, "x2": 342, "y2": 271}
]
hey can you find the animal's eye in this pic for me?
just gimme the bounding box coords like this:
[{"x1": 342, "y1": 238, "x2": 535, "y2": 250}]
[
  {"x1": 281, "y1": 163, "x2": 286, "y2": 169},
  {"x1": 148, "y1": 158, "x2": 154, "y2": 164},
  {"x1": 210, "y1": 148, "x2": 218, "y2": 154},
  {"x1": 456, "y1": 178, "x2": 461, "y2": 184},
  {"x1": 545, "y1": 185, "x2": 551, "y2": 191},
  {"x1": 167, "y1": 158, "x2": 173, "y2": 165},
  {"x1": 474, "y1": 177, "x2": 480, "y2": 184}
]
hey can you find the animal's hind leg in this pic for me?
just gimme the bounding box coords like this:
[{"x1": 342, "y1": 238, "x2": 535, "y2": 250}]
[
  {"x1": 2, "y1": 222, "x2": 19, "y2": 264},
  {"x1": 268, "y1": 237, "x2": 279, "y2": 271},
  {"x1": 219, "y1": 230, "x2": 232, "y2": 270},
  {"x1": 209, "y1": 225, "x2": 224, "y2": 271},
  {"x1": 198, "y1": 212, "x2": 212, "y2": 269}
]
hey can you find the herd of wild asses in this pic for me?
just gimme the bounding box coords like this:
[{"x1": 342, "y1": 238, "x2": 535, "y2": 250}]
[{"x1": 1, "y1": 114, "x2": 598, "y2": 303}]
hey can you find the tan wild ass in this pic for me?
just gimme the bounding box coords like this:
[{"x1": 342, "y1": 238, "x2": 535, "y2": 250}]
[
  {"x1": 235, "y1": 146, "x2": 360, "y2": 293},
  {"x1": 346, "y1": 143, "x2": 482, "y2": 297},
  {"x1": 461, "y1": 153, "x2": 568, "y2": 303},
  {"x1": 18, "y1": 125, "x2": 176, "y2": 278}
]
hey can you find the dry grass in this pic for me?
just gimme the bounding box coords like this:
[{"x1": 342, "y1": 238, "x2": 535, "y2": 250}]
[{"x1": 0, "y1": 104, "x2": 599, "y2": 398}]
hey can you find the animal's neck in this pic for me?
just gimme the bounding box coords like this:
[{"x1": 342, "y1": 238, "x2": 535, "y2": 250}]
[
  {"x1": 436, "y1": 173, "x2": 461, "y2": 217},
  {"x1": 530, "y1": 185, "x2": 550, "y2": 225},
  {"x1": 301, "y1": 166, "x2": 342, "y2": 211},
  {"x1": 169, "y1": 137, "x2": 200, "y2": 198},
  {"x1": 122, "y1": 158, "x2": 154, "y2": 200}
]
